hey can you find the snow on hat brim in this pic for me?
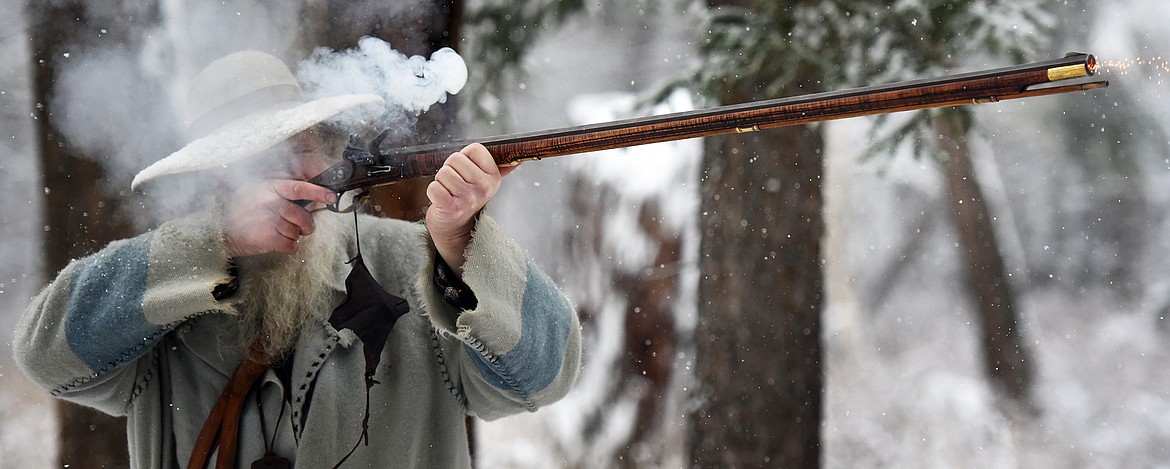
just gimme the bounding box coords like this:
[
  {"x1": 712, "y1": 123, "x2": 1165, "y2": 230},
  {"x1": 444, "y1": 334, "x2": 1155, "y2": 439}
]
[{"x1": 130, "y1": 93, "x2": 382, "y2": 190}]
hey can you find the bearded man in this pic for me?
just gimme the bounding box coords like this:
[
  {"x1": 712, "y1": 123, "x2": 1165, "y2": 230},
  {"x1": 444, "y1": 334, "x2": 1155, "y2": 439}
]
[{"x1": 13, "y1": 50, "x2": 581, "y2": 468}]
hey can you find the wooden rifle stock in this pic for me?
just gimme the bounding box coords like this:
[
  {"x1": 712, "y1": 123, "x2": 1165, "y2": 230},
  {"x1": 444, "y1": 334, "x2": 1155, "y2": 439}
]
[{"x1": 308, "y1": 53, "x2": 1105, "y2": 195}]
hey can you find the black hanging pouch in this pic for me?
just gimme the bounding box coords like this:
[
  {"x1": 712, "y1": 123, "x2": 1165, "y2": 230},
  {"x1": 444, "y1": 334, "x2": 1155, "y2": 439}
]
[{"x1": 324, "y1": 253, "x2": 411, "y2": 468}]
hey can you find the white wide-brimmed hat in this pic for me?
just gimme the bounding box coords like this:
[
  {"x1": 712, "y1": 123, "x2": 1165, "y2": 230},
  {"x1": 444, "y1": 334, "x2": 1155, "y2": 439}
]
[{"x1": 130, "y1": 50, "x2": 383, "y2": 190}]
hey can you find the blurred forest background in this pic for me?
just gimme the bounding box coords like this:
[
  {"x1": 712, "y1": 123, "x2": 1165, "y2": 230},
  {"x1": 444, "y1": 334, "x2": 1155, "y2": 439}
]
[{"x1": 2, "y1": 0, "x2": 1168, "y2": 467}]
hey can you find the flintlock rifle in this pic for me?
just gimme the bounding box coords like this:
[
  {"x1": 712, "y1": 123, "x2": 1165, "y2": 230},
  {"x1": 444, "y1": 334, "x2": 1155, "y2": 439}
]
[{"x1": 307, "y1": 53, "x2": 1105, "y2": 207}]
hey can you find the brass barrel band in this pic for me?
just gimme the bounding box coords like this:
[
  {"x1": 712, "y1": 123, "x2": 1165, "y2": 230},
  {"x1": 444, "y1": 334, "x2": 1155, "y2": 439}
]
[{"x1": 1047, "y1": 64, "x2": 1089, "y2": 82}]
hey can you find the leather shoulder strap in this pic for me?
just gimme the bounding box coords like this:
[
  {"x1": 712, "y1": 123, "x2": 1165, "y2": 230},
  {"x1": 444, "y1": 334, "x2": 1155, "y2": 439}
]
[{"x1": 188, "y1": 338, "x2": 271, "y2": 469}]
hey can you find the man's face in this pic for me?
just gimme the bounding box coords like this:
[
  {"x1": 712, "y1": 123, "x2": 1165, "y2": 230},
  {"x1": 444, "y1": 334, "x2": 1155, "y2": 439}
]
[
  {"x1": 231, "y1": 129, "x2": 341, "y2": 185},
  {"x1": 279, "y1": 130, "x2": 336, "y2": 182}
]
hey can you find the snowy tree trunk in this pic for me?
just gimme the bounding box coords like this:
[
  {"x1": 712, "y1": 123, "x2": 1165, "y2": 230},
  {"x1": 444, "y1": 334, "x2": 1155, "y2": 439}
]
[
  {"x1": 29, "y1": 1, "x2": 147, "y2": 466},
  {"x1": 686, "y1": 1, "x2": 826, "y2": 464},
  {"x1": 691, "y1": 121, "x2": 825, "y2": 466},
  {"x1": 935, "y1": 115, "x2": 1034, "y2": 406}
]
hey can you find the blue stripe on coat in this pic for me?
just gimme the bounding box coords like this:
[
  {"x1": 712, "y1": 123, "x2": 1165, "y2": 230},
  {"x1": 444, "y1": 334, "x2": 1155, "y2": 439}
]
[
  {"x1": 65, "y1": 235, "x2": 161, "y2": 374},
  {"x1": 466, "y1": 260, "x2": 571, "y2": 396}
]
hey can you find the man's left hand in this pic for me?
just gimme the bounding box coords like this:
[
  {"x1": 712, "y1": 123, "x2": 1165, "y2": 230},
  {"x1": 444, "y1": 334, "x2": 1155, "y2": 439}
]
[{"x1": 425, "y1": 143, "x2": 515, "y2": 274}]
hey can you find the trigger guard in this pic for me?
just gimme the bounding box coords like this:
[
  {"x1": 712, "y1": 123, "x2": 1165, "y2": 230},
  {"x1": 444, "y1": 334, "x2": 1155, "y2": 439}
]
[{"x1": 327, "y1": 189, "x2": 369, "y2": 213}]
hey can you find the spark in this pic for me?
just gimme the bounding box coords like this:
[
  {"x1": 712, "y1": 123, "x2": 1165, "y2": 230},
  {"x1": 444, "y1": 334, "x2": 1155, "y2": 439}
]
[{"x1": 1099, "y1": 56, "x2": 1170, "y2": 84}]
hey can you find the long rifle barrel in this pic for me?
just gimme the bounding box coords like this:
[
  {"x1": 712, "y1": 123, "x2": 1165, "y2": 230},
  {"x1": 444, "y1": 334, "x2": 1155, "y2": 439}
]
[{"x1": 309, "y1": 53, "x2": 1105, "y2": 194}]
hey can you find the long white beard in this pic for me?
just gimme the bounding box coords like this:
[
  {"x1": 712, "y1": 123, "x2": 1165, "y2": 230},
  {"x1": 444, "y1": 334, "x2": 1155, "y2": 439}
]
[{"x1": 234, "y1": 211, "x2": 352, "y2": 360}]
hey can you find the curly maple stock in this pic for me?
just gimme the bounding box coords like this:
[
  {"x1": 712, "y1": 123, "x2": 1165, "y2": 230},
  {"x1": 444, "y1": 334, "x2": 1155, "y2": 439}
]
[{"x1": 309, "y1": 53, "x2": 1104, "y2": 194}]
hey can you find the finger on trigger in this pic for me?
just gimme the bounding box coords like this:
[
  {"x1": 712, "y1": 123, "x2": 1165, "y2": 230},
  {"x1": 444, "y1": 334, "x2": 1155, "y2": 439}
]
[{"x1": 272, "y1": 179, "x2": 338, "y2": 205}]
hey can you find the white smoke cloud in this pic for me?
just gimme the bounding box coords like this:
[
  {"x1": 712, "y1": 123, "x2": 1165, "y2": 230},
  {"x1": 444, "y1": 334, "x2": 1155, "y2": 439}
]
[
  {"x1": 47, "y1": 2, "x2": 464, "y2": 227},
  {"x1": 52, "y1": 48, "x2": 181, "y2": 185},
  {"x1": 296, "y1": 36, "x2": 468, "y2": 126}
]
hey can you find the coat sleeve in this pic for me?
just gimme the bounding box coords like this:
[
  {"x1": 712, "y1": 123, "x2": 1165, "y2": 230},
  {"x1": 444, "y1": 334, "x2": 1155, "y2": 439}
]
[
  {"x1": 417, "y1": 215, "x2": 582, "y2": 421},
  {"x1": 11, "y1": 211, "x2": 239, "y2": 415}
]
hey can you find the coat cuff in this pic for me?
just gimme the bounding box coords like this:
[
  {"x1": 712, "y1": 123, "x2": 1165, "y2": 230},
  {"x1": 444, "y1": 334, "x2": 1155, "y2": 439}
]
[
  {"x1": 418, "y1": 215, "x2": 526, "y2": 344},
  {"x1": 141, "y1": 210, "x2": 240, "y2": 323}
]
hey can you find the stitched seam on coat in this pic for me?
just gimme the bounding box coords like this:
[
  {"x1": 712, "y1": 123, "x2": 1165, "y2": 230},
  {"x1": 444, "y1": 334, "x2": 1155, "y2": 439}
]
[
  {"x1": 432, "y1": 328, "x2": 467, "y2": 409},
  {"x1": 292, "y1": 333, "x2": 341, "y2": 436},
  {"x1": 463, "y1": 335, "x2": 536, "y2": 411},
  {"x1": 126, "y1": 348, "x2": 160, "y2": 408},
  {"x1": 49, "y1": 311, "x2": 213, "y2": 396},
  {"x1": 50, "y1": 324, "x2": 174, "y2": 396}
]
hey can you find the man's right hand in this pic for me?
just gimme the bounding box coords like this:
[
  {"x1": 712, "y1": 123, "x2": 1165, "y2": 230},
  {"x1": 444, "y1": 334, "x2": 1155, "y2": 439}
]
[{"x1": 222, "y1": 179, "x2": 338, "y2": 257}]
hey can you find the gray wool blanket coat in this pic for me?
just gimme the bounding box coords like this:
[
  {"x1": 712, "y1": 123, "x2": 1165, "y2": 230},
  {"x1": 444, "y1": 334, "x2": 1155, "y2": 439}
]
[{"x1": 13, "y1": 211, "x2": 581, "y2": 468}]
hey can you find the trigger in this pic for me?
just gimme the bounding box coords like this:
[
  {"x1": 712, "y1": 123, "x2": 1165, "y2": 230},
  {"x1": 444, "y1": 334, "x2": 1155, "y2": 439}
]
[{"x1": 327, "y1": 189, "x2": 369, "y2": 213}]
